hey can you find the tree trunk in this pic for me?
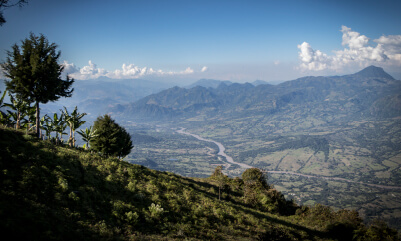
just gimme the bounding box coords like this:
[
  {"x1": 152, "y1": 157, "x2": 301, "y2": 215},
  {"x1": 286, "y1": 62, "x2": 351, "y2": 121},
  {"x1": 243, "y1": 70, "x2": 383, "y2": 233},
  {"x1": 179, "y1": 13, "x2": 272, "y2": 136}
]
[
  {"x1": 69, "y1": 125, "x2": 73, "y2": 147},
  {"x1": 35, "y1": 101, "x2": 40, "y2": 137},
  {"x1": 16, "y1": 111, "x2": 21, "y2": 129}
]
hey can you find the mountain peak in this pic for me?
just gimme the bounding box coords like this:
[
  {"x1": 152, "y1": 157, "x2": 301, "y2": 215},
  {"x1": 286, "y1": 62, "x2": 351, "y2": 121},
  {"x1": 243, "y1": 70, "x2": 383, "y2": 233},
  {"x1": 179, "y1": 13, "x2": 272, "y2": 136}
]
[{"x1": 354, "y1": 65, "x2": 394, "y2": 80}]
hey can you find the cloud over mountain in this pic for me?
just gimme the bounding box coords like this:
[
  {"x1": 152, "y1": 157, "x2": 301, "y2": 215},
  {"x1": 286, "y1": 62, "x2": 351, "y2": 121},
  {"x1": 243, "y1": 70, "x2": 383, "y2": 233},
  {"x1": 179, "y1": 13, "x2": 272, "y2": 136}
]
[
  {"x1": 62, "y1": 61, "x2": 200, "y2": 80},
  {"x1": 298, "y1": 26, "x2": 401, "y2": 71}
]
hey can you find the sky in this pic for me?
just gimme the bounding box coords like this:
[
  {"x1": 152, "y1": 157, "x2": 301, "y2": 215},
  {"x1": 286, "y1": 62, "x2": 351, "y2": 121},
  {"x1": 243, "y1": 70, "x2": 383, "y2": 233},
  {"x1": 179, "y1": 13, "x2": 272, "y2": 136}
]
[{"x1": 1, "y1": 0, "x2": 401, "y2": 85}]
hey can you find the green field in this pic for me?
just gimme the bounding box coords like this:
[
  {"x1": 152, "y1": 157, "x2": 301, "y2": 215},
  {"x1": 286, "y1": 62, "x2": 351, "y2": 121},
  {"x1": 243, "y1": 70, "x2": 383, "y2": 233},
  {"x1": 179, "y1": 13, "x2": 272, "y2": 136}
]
[{"x1": 123, "y1": 116, "x2": 401, "y2": 231}]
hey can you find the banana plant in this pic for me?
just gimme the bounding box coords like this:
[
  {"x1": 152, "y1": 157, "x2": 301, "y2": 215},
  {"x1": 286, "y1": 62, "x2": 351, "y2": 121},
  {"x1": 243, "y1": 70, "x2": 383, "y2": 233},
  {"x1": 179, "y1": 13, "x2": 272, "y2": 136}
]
[
  {"x1": 77, "y1": 126, "x2": 98, "y2": 149},
  {"x1": 4, "y1": 93, "x2": 31, "y2": 129},
  {"x1": 0, "y1": 111, "x2": 13, "y2": 127},
  {"x1": 24, "y1": 106, "x2": 37, "y2": 133},
  {"x1": 0, "y1": 90, "x2": 7, "y2": 114},
  {"x1": 51, "y1": 112, "x2": 67, "y2": 145},
  {"x1": 61, "y1": 106, "x2": 87, "y2": 147},
  {"x1": 41, "y1": 115, "x2": 54, "y2": 140},
  {"x1": 0, "y1": 90, "x2": 13, "y2": 127},
  {"x1": 39, "y1": 115, "x2": 49, "y2": 139}
]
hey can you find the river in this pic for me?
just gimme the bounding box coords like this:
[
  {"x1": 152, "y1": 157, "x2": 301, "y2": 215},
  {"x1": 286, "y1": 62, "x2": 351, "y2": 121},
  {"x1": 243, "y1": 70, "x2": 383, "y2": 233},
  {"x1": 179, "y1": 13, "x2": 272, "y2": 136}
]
[
  {"x1": 176, "y1": 128, "x2": 401, "y2": 190},
  {"x1": 176, "y1": 128, "x2": 253, "y2": 169}
]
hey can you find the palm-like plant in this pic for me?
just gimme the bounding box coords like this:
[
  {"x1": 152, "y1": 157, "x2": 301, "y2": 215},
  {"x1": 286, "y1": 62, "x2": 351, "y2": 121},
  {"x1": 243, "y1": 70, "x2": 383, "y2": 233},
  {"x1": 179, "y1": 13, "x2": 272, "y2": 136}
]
[
  {"x1": 0, "y1": 90, "x2": 13, "y2": 127},
  {"x1": 24, "y1": 106, "x2": 37, "y2": 133},
  {"x1": 39, "y1": 115, "x2": 49, "y2": 139},
  {"x1": 61, "y1": 106, "x2": 87, "y2": 147},
  {"x1": 0, "y1": 90, "x2": 7, "y2": 113},
  {"x1": 51, "y1": 113, "x2": 67, "y2": 145},
  {"x1": 4, "y1": 93, "x2": 32, "y2": 129},
  {"x1": 41, "y1": 115, "x2": 54, "y2": 140},
  {"x1": 77, "y1": 126, "x2": 98, "y2": 149}
]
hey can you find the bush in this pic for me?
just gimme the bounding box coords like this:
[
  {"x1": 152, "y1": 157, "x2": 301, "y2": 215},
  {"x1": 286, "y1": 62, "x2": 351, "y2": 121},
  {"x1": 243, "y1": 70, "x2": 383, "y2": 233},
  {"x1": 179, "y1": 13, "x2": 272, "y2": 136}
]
[{"x1": 90, "y1": 114, "x2": 133, "y2": 159}]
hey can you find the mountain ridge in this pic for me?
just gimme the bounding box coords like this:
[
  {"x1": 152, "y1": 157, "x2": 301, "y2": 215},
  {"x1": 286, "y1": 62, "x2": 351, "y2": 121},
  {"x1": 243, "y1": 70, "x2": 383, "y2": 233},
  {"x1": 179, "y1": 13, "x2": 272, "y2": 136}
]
[{"x1": 111, "y1": 66, "x2": 401, "y2": 121}]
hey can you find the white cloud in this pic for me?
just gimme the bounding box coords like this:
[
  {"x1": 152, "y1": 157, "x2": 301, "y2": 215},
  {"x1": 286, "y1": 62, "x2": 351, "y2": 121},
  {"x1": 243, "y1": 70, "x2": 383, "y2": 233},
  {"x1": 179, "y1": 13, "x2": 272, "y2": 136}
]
[
  {"x1": 201, "y1": 66, "x2": 208, "y2": 72},
  {"x1": 62, "y1": 61, "x2": 79, "y2": 74},
  {"x1": 62, "y1": 61, "x2": 199, "y2": 80},
  {"x1": 341, "y1": 25, "x2": 369, "y2": 49},
  {"x1": 297, "y1": 42, "x2": 331, "y2": 71},
  {"x1": 298, "y1": 25, "x2": 401, "y2": 72}
]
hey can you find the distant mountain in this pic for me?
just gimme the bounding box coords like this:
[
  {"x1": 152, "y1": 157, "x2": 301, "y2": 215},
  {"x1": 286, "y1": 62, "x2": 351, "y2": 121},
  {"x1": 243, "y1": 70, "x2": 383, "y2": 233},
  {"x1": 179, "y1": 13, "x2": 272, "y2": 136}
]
[
  {"x1": 112, "y1": 66, "x2": 401, "y2": 121},
  {"x1": 185, "y1": 79, "x2": 233, "y2": 89},
  {"x1": 251, "y1": 80, "x2": 270, "y2": 86},
  {"x1": 0, "y1": 78, "x2": 174, "y2": 119},
  {"x1": 353, "y1": 65, "x2": 395, "y2": 80},
  {"x1": 185, "y1": 79, "x2": 271, "y2": 89}
]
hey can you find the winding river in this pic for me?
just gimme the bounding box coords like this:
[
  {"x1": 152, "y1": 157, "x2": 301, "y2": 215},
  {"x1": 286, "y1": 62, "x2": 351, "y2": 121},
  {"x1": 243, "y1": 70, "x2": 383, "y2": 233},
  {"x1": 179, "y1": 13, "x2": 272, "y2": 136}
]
[
  {"x1": 176, "y1": 128, "x2": 253, "y2": 169},
  {"x1": 176, "y1": 128, "x2": 401, "y2": 190}
]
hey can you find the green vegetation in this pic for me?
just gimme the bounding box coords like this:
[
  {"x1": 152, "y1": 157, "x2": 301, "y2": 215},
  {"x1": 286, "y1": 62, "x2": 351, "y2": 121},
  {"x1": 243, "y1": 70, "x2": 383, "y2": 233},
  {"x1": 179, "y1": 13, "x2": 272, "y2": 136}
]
[
  {"x1": 1, "y1": 127, "x2": 399, "y2": 240},
  {"x1": 61, "y1": 106, "x2": 86, "y2": 147},
  {"x1": 1, "y1": 33, "x2": 74, "y2": 136},
  {"x1": 91, "y1": 114, "x2": 133, "y2": 159},
  {"x1": 125, "y1": 120, "x2": 401, "y2": 232}
]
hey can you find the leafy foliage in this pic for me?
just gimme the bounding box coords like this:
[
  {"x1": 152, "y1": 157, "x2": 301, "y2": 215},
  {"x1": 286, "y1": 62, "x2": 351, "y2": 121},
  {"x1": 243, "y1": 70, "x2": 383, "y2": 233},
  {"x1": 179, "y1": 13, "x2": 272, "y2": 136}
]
[
  {"x1": 1, "y1": 33, "x2": 74, "y2": 136},
  {"x1": 77, "y1": 126, "x2": 97, "y2": 149},
  {"x1": 61, "y1": 106, "x2": 86, "y2": 147},
  {"x1": 91, "y1": 114, "x2": 133, "y2": 159}
]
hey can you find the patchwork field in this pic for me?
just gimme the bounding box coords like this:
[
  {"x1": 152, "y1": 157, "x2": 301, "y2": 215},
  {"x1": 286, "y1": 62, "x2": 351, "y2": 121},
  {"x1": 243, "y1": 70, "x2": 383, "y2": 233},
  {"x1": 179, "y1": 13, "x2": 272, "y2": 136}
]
[{"x1": 123, "y1": 116, "x2": 401, "y2": 231}]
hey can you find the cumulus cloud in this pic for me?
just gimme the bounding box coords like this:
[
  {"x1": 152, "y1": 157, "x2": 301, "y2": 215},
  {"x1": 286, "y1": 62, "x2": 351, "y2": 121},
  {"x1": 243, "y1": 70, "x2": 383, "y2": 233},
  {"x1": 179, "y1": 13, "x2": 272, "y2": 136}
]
[
  {"x1": 62, "y1": 61, "x2": 198, "y2": 80},
  {"x1": 298, "y1": 25, "x2": 401, "y2": 71},
  {"x1": 298, "y1": 42, "x2": 331, "y2": 71}
]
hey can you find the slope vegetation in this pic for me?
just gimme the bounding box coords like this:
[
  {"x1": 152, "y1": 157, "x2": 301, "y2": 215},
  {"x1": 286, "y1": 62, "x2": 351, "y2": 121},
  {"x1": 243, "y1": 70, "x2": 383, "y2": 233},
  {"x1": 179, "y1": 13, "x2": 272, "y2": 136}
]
[{"x1": 0, "y1": 127, "x2": 399, "y2": 240}]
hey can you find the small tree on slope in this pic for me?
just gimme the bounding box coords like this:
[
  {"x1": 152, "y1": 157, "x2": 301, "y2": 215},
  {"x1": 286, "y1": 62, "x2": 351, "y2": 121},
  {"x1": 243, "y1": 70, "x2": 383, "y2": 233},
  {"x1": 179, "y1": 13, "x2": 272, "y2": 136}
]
[{"x1": 90, "y1": 114, "x2": 133, "y2": 159}]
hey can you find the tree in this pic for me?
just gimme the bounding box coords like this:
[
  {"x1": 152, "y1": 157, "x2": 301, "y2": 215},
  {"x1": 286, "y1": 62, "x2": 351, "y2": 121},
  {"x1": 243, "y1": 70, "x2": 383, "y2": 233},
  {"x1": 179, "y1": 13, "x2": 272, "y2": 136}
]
[
  {"x1": 1, "y1": 33, "x2": 74, "y2": 137},
  {"x1": 211, "y1": 165, "x2": 228, "y2": 200},
  {"x1": 77, "y1": 126, "x2": 98, "y2": 150},
  {"x1": 90, "y1": 114, "x2": 133, "y2": 159},
  {"x1": 0, "y1": 0, "x2": 28, "y2": 26},
  {"x1": 242, "y1": 168, "x2": 270, "y2": 206},
  {"x1": 242, "y1": 168, "x2": 269, "y2": 188},
  {"x1": 61, "y1": 106, "x2": 86, "y2": 147}
]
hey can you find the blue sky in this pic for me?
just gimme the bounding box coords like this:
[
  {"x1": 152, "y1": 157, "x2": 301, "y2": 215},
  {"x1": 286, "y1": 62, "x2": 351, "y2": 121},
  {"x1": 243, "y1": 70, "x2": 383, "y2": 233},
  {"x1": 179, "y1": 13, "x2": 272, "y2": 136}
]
[{"x1": 1, "y1": 0, "x2": 401, "y2": 84}]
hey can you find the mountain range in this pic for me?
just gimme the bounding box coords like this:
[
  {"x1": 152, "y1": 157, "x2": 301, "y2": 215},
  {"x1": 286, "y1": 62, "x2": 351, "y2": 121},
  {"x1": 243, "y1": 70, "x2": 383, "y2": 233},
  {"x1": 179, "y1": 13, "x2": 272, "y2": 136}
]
[
  {"x1": 111, "y1": 66, "x2": 401, "y2": 121},
  {"x1": 1, "y1": 77, "x2": 173, "y2": 119}
]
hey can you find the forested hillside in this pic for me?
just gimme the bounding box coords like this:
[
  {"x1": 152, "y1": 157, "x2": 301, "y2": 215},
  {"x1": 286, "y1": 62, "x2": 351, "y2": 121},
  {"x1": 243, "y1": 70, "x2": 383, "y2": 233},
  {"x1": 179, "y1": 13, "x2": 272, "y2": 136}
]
[{"x1": 1, "y1": 127, "x2": 399, "y2": 240}]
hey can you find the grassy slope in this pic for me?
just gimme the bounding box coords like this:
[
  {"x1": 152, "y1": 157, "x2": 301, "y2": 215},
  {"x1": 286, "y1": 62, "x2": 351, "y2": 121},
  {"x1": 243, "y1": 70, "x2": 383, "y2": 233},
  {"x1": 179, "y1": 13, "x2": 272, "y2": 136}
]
[{"x1": 0, "y1": 127, "x2": 398, "y2": 240}]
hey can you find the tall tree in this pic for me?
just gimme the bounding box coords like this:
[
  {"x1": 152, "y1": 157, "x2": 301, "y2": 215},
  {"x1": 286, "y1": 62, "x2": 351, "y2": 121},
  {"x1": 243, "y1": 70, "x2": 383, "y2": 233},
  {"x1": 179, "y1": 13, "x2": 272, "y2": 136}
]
[
  {"x1": 1, "y1": 33, "x2": 74, "y2": 137},
  {"x1": 211, "y1": 165, "x2": 228, "y2": 201},
  {"x1": 91, "y1": 114, "x2": 133, "y2": 159}
]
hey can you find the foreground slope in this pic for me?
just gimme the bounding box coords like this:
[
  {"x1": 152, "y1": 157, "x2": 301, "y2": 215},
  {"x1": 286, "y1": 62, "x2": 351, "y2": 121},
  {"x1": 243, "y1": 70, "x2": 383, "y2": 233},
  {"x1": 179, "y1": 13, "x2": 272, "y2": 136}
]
[{"x1": 1, "y1": 127, "x2": 399, "y2": 240}]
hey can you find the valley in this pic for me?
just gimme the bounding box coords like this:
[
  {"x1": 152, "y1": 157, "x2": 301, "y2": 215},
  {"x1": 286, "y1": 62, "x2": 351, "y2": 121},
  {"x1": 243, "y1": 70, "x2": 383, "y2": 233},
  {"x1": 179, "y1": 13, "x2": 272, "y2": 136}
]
[{"x1": 120, "y1": 66, "x2": 401, "y2": 231}]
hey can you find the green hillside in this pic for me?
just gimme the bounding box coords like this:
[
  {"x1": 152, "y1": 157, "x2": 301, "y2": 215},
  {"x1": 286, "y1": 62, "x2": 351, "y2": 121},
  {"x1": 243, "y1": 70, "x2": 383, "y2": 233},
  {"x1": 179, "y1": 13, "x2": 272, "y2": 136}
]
[{"x1": 0, "y1": 127, "x2": 399, "y2": 240}]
